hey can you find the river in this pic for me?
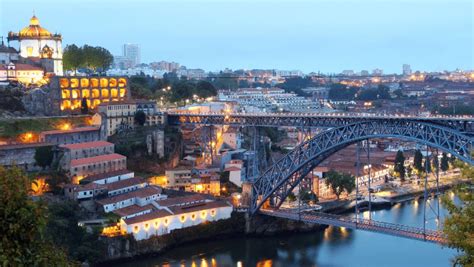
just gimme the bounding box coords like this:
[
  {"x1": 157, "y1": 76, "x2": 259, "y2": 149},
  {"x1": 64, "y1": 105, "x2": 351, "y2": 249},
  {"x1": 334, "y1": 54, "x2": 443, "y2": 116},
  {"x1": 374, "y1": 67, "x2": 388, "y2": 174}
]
[{"x1": 113, "y1": 194, "x2": 458, "y2": 267}]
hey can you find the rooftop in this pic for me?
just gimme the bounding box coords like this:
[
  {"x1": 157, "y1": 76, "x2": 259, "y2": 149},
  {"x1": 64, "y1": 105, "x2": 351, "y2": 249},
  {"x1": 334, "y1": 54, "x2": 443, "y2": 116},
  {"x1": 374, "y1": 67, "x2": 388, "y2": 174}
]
[
  {"x1": 70, "y1": 153, "x2": 126, "y2": 167},
  {"x1": 169, "y1": 200, "x2": 231, "y2": 216},
  {"x1": 113, "y1": 204, "x2": 155, "y2": 218},
  {"x1": 0, "y1": 142, "x2": 53, "y2": 150},
  {"x1": 123, "y1": 209, "x2": 172, "y2": 225},
  {"x1": 40, "y1": 126, "x2": 100, "y2": 136},
  {"x1": 104, "y1": 177, "x2": 146, "y2": 192},
  {"x1": 59, "y1": 140, "x2": 114, "y2": 150},
  {"x1": 81, "y1": 169, "x2": 134, "y2": 183},
  {"x1": 155, "y1": 194, "x2": 210, "y2": 208},
  {"x1": 96, "y1": 186, "x2": 162, "y2": 206}
]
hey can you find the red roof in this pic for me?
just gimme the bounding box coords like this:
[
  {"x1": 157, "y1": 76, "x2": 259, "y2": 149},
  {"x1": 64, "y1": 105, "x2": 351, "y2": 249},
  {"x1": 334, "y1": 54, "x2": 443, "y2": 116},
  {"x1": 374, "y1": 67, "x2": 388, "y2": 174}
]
[
  {"x1": 60, "y1": 140, "x2": 113, "y2": 150},
  {"x1": 123, "y1": 209, "x2": 172, "y2": 225},
  {"x1": 0, "y1": 142, "x2": 53, "y2": 150},
  {"x1": 104, "y1": 177, "x2": 146, "y2": 192},
  {"x1": 96, "y1": 186, "x2": 162, "y2": 206},
  {"x1": 70, "y1": 153, "x2": 126, "y2": 167},
  {"x1": 156, "y1": 194, "x2": 210, "y2": 208},
  {"x1": 113, "y1": 204, "x2": 155, "y2": 217},
  {"x1": 40, "y1": 126, "x2": 100, "y2": 136},
  {"x1": 169, "y1": 200, "x2": 231, "y2": 215},
  {"x1": 81, "y1": 169, "x2": 134, "y2": 183}
]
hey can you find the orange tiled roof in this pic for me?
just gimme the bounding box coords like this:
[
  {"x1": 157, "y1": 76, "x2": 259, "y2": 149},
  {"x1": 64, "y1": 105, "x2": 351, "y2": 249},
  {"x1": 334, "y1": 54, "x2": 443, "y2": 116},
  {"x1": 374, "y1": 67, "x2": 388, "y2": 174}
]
[
  {"x1": 59, "y1": 140, "x2": 113, "y2": 150},
  {"x1": 96, "y1": 186, "x2": 162, "y2": 206},
  {"x1": 70, "y1": 153, "x2": 126, "y2": 167}
]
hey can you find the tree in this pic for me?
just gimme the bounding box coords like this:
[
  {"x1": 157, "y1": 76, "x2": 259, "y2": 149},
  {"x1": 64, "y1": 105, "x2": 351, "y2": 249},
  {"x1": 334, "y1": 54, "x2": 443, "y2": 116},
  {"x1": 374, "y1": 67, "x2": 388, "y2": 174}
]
[
  {"x1": 0, "y1": 166, "x2": 70, "y2": 265},
  {"x1": 299, "y1": 190, "x2": 318, "y2": 204},
  {"x1": 441, "y1": 152, "x2": 450, "y2": 172},
  {"x1": 328, "y1": 83, "x2": 359, "y2": 100},
  {"x1": 325, "y1": 170, "x2": 356, "y2": 200},
  {"x1": 35, "y1": 146, "x2": 54, "y2": 169},
  {"x1": 287, "y1": 192, "x2": 297, "y2": 202},
  {"x1": 63, "y1": 44, "x2": 84, "y2": 73},
  {"x1": 442, "y1": 164, "x2": 474, "y2": 266},
  {"x1": 424, "y1": 156, "x2": 432, "y2": 173},
  {"x1": 134, "y1": 110, "x2": 146, "y2": 126},
  {"x1": 81, "y1": 97, "x2": 88, "y2": 114},
  {"x1": 413, "y1": 149, "x2": 424, "y2": 173},
  {"x1": 394, "y1": 150, "x2": 406, "y2": 181},
  {"x1": 63, "y1": 44, "x2": 113, "y2": 73},
  {"x1": 196, "y1": 81, "x2": 217, "y2": 98}
]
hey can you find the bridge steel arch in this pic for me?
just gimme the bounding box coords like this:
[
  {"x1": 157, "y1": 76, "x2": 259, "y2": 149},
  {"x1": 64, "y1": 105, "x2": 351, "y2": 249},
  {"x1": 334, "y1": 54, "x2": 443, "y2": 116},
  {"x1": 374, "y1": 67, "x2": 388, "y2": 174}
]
[{"x1": 249, "y1": 120, "x2": 474, "y2": 214}]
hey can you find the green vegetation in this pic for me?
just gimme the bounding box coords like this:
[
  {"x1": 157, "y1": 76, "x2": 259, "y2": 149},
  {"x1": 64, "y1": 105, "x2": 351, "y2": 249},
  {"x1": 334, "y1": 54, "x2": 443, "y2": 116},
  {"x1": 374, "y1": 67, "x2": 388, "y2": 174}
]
[
  {"x1": 34, "y1": 146, "x2": 54, "y2": 169},
  {"x1": 0, "y1": 116, "x2": 91, "y2": 138},
  {"x1": 63, "y1": 44, "x2": 113, "y2": 73},
  {"x1": 128, "y1": 74, "x2": 217, "y2": 104},
  {"x1": 324, "y1": 170, "x2": 356, "y2": 199},
  {"x1": 276, "y1": 77, "x2": 314, "y2": 96},
  {"x1": 134, "y1": 110, "x2": 146, "y2": 126},
  {"x1": 413, "y1": 149, "x2": 424, "y2": 174},
  {"x1": 442, "y1": 161, "x2": 474, "y2": 266},
  {"x1": 356, "y1": 85, "x2": 391, "y2": 100},
  {"x1": 394, "y1": 150, "x2": 406, "y2": 181},
  {"x1": 328, "y1": 83, "x2": 359, "y2": 100},
  {"x1": 441, "y1": 152, "x2": 450, "y2": 172},
  {"x1": 0, "y1": 166, "x2": 70, "y2": 266},
  {"x1": 0, "y1": 88, "x2": 25, "y2": 112},
  {"x1": 45, "y1": 201, "x2": 106, "y2": 263},
  {"x1": 299, "y1": 190, "x2": 318, "y2": 204}
]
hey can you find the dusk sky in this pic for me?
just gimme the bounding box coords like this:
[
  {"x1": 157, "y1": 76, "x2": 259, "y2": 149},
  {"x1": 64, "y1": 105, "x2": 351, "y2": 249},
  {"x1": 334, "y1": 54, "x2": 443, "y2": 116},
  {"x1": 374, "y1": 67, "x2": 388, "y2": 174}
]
[{"x1": 1, "y1": 0, "x2": 472, "y2": 73}]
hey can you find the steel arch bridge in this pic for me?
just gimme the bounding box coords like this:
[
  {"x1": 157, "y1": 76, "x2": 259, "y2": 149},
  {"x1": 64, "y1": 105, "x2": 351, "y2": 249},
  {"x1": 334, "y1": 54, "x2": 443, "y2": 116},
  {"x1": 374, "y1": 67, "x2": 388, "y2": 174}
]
[
  {"x1": 248, "y1": 120, "x2": 474, "y2": 214},
  {"x1": 167, "y1": 112, "x2": 474, "y2": 243}
]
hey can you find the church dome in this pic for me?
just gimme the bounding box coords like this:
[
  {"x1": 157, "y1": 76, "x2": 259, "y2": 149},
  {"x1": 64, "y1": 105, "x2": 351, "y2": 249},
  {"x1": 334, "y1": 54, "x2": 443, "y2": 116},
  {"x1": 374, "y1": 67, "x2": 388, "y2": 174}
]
[{"x1": 19, "y1": 16, "x2": 52, "y2": 38}]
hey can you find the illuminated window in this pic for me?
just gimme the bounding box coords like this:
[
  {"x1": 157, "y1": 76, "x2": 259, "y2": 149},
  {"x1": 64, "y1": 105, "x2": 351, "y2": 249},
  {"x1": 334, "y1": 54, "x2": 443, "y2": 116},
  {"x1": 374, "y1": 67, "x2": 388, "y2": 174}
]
[
  {"x1": 70, "y1": 78, "x2": 79, "y2": 88},
  {"x1": 61, "y1": 90, "x2": 70, "y2": 99},
  {"x1": 180, "y1": 215, "x2": 186, "y2": 222},
  {"x1": 109, "y1": 78, "x2": 117, "y2": 87},
  {"x1": 92, "y1": 99, "x2": 101, "y2": 109},
  {"x1": 61, "y1": 100, "x2": 71, "y2": 111},
  {"x1": 92, "y1": 89, "x2": 100, "y2": 98},
  {"x1": 154, "y1": 221, "x2": 159, "y2": 228},
  {"x1": 91, "y1": 78, "x2": 99, "y2": 87},
  {"x1": 164, "y1": 219, "x2": 169, "y2": 225},
  {"x1": 118, "y1": 78, "x2": 127, "y2": 87},
  {"x1": 72, "y1": 89, "x2": 80, "y2": 99},
  {"x1": 80, "y1": 78, "x2": 90, "y2": 88},
  {"x1": 82, "y1": 89, "x2": 90, "y2": 98},
  {"x1": 27, "y1": 47, "x2": 33, "y2": 57},
  {"x1": 145, "y1": 223, "x2": 149, "y2": 230},
  {"x1": 200, "y1": 211, "x2": 207, "y2": 219},
  {"x1": 100, "y1": 78, "x2": 108, "y2": 87},
  {"x1": 111, "y1": 88, "x2": 118, "y2": 98},
  {"x1": 133, "y1": 226, "x2": 139, "y2": 233},
  {"x1": 191, "y1": 214, "x2": 196, "y2": 220},
  {"x1": 101, "y1": 89, "x2": 109, "y2": 98},
  {"x1": 211, "y1": 210, "x2": 216, "y2": 217},
  {"x1": 60, "y1": 78, "x2": 69, "y2": 88},
  {"x1": 119, "y1": 89, "x2": 127, "y2": 98}
]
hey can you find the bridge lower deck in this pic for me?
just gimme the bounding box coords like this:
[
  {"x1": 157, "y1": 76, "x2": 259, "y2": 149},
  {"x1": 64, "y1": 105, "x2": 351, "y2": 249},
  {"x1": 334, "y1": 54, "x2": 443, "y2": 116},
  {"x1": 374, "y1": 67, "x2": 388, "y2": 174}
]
[{"x1": 260, "y1": 209, "x2": 447, "y2": 244}]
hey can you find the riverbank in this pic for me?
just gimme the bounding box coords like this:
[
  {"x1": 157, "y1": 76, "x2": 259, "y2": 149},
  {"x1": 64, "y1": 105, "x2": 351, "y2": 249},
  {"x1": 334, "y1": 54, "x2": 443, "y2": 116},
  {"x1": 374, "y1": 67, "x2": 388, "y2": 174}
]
[{"x1": 98, "y1": 212, "x2": 325, "y2": 266}]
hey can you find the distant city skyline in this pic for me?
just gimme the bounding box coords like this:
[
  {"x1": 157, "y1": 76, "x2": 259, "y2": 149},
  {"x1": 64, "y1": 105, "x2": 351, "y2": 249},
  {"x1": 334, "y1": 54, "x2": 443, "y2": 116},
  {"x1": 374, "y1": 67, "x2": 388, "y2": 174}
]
[{"x1": 1, "y1": 0, "x2": 472, "y2": 73}]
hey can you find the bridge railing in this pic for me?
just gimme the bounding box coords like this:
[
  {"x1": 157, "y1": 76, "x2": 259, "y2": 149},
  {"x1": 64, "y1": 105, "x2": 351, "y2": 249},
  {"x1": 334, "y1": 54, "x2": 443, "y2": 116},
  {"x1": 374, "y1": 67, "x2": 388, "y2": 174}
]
[{"x1": 268, "y1": 209, "x2": 445, "y2": 239}]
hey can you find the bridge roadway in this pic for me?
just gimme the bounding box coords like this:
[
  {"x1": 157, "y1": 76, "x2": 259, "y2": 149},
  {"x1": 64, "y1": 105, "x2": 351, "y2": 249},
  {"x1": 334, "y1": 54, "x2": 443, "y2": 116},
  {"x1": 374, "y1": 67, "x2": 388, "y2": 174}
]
[
  {"x1": 260, "y1": 209, "x2": 447, "y2": 244},
  {"x1": 166, "y1": 112, "x2": 474, "y2": 133}
]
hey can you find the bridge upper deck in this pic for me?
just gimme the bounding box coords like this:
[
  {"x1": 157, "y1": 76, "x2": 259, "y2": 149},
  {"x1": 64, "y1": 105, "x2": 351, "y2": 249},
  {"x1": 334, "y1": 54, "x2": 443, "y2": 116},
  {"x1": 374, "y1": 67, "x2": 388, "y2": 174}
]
[{"x1": 167, "y1": 112, "x2": 474, "y2": 133}]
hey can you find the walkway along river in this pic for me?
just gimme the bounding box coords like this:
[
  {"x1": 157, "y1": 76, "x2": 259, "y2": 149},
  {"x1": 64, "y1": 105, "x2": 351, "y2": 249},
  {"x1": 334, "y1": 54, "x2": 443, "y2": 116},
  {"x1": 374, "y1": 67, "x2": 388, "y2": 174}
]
[{"x1": 112, "y1": 194, "x2": 458, "y2": 267}]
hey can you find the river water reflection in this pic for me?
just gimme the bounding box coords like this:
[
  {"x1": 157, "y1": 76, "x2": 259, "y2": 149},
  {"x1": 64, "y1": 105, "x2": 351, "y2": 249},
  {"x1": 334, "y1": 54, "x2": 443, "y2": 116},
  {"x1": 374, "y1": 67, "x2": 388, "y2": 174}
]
[{"x1": 113, "y1": 196, "x2": 457, "y2": 267}]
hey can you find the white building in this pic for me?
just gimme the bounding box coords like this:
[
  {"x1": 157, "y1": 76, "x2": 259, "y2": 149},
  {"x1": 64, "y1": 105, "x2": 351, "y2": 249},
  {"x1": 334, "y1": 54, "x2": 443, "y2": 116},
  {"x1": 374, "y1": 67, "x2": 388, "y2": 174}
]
[
  {"x1": 123, "y1": 43, "x2": 140, "y2": 67},
  {"x1": 118, "y1": 195, "x2": 232, "y2": 241},
  {"x1": 7, "y1": 15, "x2": 63, "y2": 75}
]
